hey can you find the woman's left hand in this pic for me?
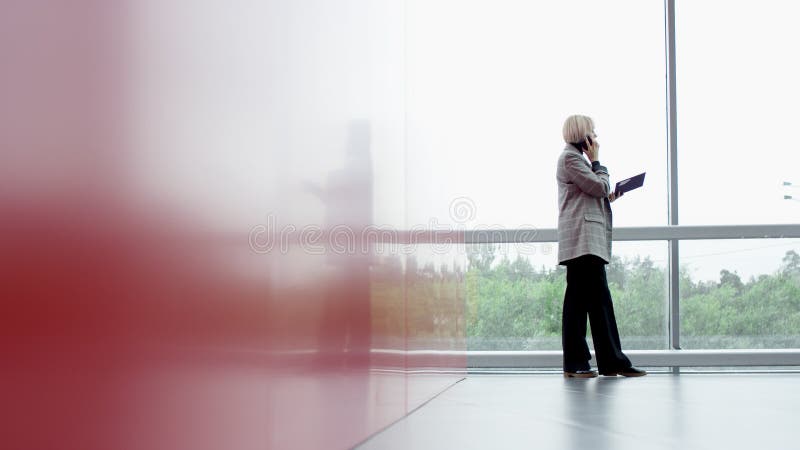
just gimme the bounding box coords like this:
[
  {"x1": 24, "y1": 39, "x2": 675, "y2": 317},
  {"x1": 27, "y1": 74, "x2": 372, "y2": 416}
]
[{"x1": 609, "y1": 191, "x2": 623, "y2": 202}]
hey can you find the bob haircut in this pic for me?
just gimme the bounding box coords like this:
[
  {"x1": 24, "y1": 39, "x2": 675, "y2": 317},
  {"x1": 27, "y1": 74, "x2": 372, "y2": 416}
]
[{"x1": 562, "y1": 115, "x2": 595, "y2": 144}]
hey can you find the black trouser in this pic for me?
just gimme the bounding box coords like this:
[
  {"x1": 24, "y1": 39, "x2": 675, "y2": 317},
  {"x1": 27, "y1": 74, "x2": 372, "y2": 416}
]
[{"x1": 562, "y1": 254, "x2": 631, "y2": 373}]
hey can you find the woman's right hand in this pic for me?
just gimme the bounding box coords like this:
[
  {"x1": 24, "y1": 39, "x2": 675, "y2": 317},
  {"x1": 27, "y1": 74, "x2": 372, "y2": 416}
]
[{"x1": 584, "y1": 136, "x2": 599, "y2": 162}]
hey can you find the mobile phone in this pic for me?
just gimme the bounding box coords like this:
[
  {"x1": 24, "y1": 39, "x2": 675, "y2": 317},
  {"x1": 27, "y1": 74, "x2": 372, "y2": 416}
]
[{"x1": 574, "y1": 135, "x2": 592, "y2": 151}]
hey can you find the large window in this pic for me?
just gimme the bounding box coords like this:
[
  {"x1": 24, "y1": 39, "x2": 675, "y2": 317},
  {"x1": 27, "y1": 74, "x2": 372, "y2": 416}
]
[
  {"x1": 466, "y1": 242, "x2": 668, "y2": 351},
  {"x1": 676, "y1": 1, "x2": 800, "y2": 225},
  {"x1": 410, "y1": 1, "x2": 800, "y2": 362},
  {"x1": 680, "y1": 239, "x2": 800, "y2": 349},
  {"x1": 405, "y1": 0, "x2": 666, "y2": 230}
]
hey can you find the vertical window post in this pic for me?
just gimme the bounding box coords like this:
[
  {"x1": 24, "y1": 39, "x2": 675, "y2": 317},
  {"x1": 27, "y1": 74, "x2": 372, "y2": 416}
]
[{"x1": 665, "y1": 0, "x2": 680, "y2": 353}]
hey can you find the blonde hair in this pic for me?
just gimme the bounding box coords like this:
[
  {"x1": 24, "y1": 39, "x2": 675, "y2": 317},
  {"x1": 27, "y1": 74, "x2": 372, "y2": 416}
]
[{"x1": 562, "y1": 115, "x2": 595, "y2": 144}]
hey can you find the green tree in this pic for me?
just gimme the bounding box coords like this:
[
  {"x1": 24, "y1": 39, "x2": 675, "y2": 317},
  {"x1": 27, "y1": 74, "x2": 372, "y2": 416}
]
[{"x1": 467, "y1": 249, "x2": 800, "y2": 351}]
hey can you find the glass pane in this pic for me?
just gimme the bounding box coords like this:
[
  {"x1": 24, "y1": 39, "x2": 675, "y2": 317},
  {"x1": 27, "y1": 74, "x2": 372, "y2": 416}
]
[
  {"x1": 406, "y1": 0, "x2": 667, "y2": 229},
  {"x1": 467, "y1": 241, "x2": 668, "y2": 351},
  {"x1": 680, "y1": 239, "x2": 800, "y2": 349},
  {"x1": 676, "y1": 1, "x2": 800, "y2": 224}
]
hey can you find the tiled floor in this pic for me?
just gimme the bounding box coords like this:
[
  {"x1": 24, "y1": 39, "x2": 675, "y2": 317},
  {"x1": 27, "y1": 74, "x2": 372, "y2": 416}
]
[{"x1": 358, "y1": 373, "x2": 800, "y2": 450}]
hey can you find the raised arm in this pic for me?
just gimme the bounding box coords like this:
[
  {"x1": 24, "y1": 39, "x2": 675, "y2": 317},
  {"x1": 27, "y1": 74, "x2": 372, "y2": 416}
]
[{"x1": 563, "y1": 151, "x2": 610, "y2": 198}]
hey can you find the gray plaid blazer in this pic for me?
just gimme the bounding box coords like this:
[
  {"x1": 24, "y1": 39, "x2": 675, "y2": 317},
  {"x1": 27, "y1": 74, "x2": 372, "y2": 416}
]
[{"x1": 556, "y1": 144, "x2": 613, "y2": 264}]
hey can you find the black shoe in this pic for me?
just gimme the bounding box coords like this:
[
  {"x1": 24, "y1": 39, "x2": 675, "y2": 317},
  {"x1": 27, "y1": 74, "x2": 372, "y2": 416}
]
[
  {"x1": 601, "y1": 367, "x2": 647, "y2": 377},
  {"x1": 563, "y1": 370, "x2": 598, "y2": 378}
]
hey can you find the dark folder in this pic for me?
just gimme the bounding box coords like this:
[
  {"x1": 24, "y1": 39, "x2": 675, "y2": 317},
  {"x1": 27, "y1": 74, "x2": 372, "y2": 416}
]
[{"x1": 615, "y1": 172, "x2": 646, "y2": 195}]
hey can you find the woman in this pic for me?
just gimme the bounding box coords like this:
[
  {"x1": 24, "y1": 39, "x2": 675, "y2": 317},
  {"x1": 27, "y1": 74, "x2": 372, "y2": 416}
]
[{"x1": 556, "y1": 115, "x2": 646, "y2": 378}]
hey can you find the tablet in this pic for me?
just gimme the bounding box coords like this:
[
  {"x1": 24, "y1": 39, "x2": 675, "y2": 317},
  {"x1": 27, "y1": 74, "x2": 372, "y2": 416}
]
[{"x1": 615, "y1": 172, "x2": 646, "y2": 195}]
